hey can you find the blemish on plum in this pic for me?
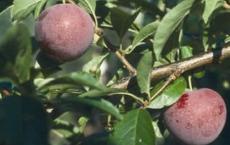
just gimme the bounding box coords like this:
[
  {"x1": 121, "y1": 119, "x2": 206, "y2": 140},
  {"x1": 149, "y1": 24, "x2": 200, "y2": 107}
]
[
  {"x1": 202, "y1": 130, "x2": 212, "y2": 137},
  {"x1": 169, "y1": 112, "x2": 174, "y2": 117},
  {"x1": 218, "y1": 105, "x2": 224, "y2": 115},
  {"x1": 185, "y1": 122, "x2": 192, "y2": 129},
  {"x1": 198, "y1": 119, "x2": 204, "y2": 128},
  {"x1": 176, "y1": 120, "x2": 179, "y2": 123},
  {"x1": 177, "y1": 93, "x2": 189, "y2": 109}
]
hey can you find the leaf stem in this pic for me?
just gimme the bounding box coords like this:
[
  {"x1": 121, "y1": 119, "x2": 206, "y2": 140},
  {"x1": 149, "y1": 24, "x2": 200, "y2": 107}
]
[
  {"x1": 62, "y1": 0, "x2": 66, "y2": 4},
  {"x1": 109, "y1": 92, "x2": 145, "y2": 105}
]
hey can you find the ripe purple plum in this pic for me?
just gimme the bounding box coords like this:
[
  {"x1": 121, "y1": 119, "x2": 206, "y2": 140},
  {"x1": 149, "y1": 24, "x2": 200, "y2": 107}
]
[
  {"x1": 164, "y1": 88, "x2": 227, "y2": 145},
  {"x1": 35, "y1": 4, "x2": 94, "y2": 62}
]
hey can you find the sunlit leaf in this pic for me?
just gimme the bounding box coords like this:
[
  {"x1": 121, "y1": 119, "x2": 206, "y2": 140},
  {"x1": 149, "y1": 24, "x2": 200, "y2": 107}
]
[
  {"x1": 153, "y1": 0, "x2": 196, "y2": 60},
  {"x1": 78, "y1": 0, "x2": 96, "y2": 14},
  {"x1": 137, "y1": 51, "x2": 153, "y2": 96},
  {"x1": 12, "y1": 0, "x2": 41, "y2": 20},
  {"x1": 83, "y1": 53, "x2": 109, "y2": 74},
  {"x1": 180, "y1": 46, "x2": 193, "y2": 59},
  {"x1": 110, "y1": 109, "x2": 155, "y2": 145},
  {"x1": 128, "y1": 21, "x2": 159, "y2": 53},
  {"x1": 61, "y1": 97, "x2": 123, "y2": 120},
  {"x1": 148, "y1": 77, "x2": 187, "y2": 109},
  {"x1": 202, "y1": 0, "x2": 224, "y2": 24},
  {"x1": 38, "y1": 72, "x2": 106, "y2": 91}
]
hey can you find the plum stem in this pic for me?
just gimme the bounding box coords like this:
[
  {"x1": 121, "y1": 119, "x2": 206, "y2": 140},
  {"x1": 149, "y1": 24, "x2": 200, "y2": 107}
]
[
  {"x1": 188, "y1": 75, "x2": 193, "y2": 91},
  {"x1": 62, "y1": 0, "x2": 66, "y2": 4}
]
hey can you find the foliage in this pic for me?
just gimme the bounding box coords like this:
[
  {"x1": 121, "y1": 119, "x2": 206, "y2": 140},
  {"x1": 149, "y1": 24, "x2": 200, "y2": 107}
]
[{"x1": 0, "y1": 0, "x2": 230, "y2": 145}]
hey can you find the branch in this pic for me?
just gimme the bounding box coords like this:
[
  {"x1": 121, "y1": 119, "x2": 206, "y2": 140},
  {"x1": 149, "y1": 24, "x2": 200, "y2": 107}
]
[{"x1": 113, "y1": 45, "x2": 230, "y2": 89}]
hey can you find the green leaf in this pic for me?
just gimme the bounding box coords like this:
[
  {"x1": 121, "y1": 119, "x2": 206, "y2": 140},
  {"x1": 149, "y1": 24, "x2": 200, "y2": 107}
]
[
  {"x1": 128, "y1": 21, "x2": 159, "y2": 53},
  {"x1": 152, "y1": 121, "x2": 164, "y2": 145},
  {"x1": 34, "y1": 0, "x2": 47, "y2": 19},
  {"x1": 137, "y1": 51, "x2": 153, "y2": 96},
  {"x1": 53, "y1": 129, "x2": 73, "y2": 138},
  {"x1": 62, "y1": 97, "x2": 123, "y2": 120},
  {"x1": 153, "y1": 0, "x2": 196, "y2": 60},
  {"x1": 111, "y1": 7, "x2": 140, "y2": 38},
  {"x1": 49, "y1": 130, "x2": 70, "y2": 145},
  {"x1": 202, "y1": 0, "x2": 223, "y2": 24},
  {"x1": 45, "y1": 0, "x2": 59, "y2": 8},
  {"x1": 148, "y1": 77, "x2": 187, "y2": 109},
  {"x1": 38, "y1": 72, "x2": 107, "y2": 91},
  {"x1": 0, "y1": 23, "x2": 32, "y2": 83},
  {"x1": 83, "y1": 53, "x2": 109, "y2": 74},
  {"x1": 110, "y1": 109, "x2": 155, "y2": 145},
  {"x1": 12, "y1": 0, "x2": 41, "y2": 20},
  {"x1": 79, "y1": 88, "x2": 123, "y2": 98},
  {"x1": 78, "y1": 0, "x2": 96, "y2": 14},
  {"x1": 180, "y1": 46, "x2": 193, "y2": 59},
  {"x1": 54, "y1": 112, "x2": 77, "y2": 126},
  {"x1": 78, "y1": 0, "x2": 97, "y2": 26},
  {"x1": 0, "y1": 6, "x2": 12, "y2": 41}
]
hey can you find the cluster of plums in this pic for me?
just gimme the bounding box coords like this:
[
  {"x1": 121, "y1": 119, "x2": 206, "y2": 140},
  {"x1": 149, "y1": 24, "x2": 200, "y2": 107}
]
[{"x1": 34, "y1": 4, "x2": 227, "y2": 145}]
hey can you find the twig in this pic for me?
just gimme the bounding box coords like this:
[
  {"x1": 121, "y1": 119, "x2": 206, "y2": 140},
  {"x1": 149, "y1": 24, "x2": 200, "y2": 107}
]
[
  {"x1": 112, "y1": 45, "x2": 230, "y2": 89},
  {"x1": 115, "y1": 51, "x2": 137, "y2": 75},
  {"x1": 149, "y1": 69, "x2": 183, "y2": 101},
  {"x1": 224, "y1": 1, "x2": 230, "y2": 9},
  {"x1": 67, "y1": 0, "x2": 75, "y2": 4}
]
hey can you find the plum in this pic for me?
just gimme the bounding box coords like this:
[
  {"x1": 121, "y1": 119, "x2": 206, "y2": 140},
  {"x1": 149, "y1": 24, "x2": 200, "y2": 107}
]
[
  {"x1": 35, "y1": 4, "x2": 94, "y2": 62},
  {"x1": 163, "y1": 88, "x2": 227, "y2": 145}
]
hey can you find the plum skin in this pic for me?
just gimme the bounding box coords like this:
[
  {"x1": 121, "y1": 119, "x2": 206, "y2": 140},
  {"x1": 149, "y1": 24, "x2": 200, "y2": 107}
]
[
  {"x1": 164, "y1": 88, "x2": 227, "y2": 145},
  {"x1": 35, "y1": 4, "x2": 94, "y2": 62}
]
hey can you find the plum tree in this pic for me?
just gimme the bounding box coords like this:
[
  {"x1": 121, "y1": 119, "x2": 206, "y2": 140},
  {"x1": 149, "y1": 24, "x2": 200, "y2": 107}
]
[
  {"x1": 35, "y1": 4, "x2": 94, "y2": 62},
  {"x1": 163, "y1": 88, "x2": 227, "y2": 145}
]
